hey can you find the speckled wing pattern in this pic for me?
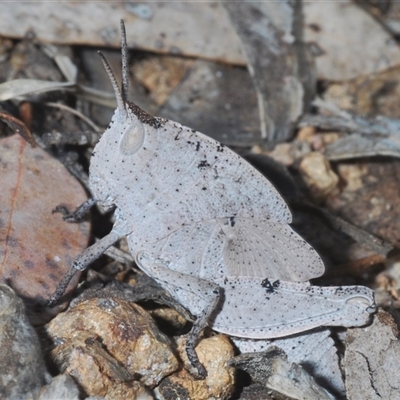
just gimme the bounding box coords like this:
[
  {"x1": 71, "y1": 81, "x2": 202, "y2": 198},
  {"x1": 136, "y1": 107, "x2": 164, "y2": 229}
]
[
  {"x1": 209, "y1": 278, "x2": 374, "y2": 338},
  {"x1": 131, "y1": 215, "x2": 324, "y2": 284},
  {"x1": 221, "y1": 218, "x2": 325, "y2": 281}
]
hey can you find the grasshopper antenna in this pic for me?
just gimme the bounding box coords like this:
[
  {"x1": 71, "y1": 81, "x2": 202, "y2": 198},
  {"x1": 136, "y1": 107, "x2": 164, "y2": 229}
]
[
  {"x1": 120, "y1": 19, "x2": 130, "y2": 104},
  {"x1": 98, "y1": 51, "x2": 126, "y2": 114}
]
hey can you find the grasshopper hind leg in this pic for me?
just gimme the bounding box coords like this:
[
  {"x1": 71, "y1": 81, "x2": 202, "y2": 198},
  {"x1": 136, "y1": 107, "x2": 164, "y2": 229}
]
[{"x1": 136, "y1": 251, "x2": 223, "y2": 379}]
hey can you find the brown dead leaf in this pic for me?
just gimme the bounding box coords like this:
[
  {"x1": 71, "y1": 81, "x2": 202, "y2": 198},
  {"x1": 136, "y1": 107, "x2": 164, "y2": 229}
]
[{"x1": 0, "y1": 134, "x2": 89, "y2": 324}]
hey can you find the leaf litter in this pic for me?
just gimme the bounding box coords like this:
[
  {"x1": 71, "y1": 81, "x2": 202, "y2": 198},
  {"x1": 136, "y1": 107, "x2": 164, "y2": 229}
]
[{"x1": 0, "y1": 1, "x2": 396, "y2": 398}]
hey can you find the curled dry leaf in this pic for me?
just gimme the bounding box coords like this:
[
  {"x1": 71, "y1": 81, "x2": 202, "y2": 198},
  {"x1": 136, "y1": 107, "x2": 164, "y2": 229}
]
[
  {"x1": 300, "y1": 113, "x2": 400, "y2": 160},
  {"x1": 0, "y1": 111, "x2": 36, "y2": 147},
  {"x1": 0, "y1": 134, "x2": 89, "y2": 324}
]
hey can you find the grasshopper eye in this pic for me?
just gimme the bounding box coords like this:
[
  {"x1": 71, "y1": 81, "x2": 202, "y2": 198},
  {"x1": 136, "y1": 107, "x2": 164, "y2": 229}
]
[{"x1": 120, "y1": 121, "x2": 145, "y2": 155}]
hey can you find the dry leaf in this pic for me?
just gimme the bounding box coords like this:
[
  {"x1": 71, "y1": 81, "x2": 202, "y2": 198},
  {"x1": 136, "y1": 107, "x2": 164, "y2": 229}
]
[
  {"x1": 0, "y1": 134, "x2": 89, "y2": 323},
  {"x1": 224, "y1": 1, "x2": 316, "y2": 143},
  {"x1": 345, "y1": 309, "x2": 400, "y2": 400},
  {"x1": 303, "y1": 1, "x2": 400, "y2": 80},
  {"x1": 0, "y1": 2, "x2": 245, "y2": 65},
  {"x1": 0, "y1": 79, "x2": 74, "y2": 102},
  {"x1": 158, "y1": 60, "x2": 260, "y2": 146}
]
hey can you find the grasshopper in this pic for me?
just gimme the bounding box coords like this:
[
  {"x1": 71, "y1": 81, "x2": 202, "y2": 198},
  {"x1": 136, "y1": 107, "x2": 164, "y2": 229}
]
[{"x1": 48, "y1": 21, "x2": 375, "y2": 378}]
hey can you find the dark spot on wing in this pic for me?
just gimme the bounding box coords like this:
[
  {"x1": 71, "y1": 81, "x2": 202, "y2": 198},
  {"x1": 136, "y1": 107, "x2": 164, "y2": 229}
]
[
  {"x1": 198, "y1": 159, "x2": 210, "y2": 169},
  {"x1": 261, "y1": 278, "x2": 280, "y2": 294},
  {"x1": 216, "y1": 143, "x2": 225, "y2": 152}
]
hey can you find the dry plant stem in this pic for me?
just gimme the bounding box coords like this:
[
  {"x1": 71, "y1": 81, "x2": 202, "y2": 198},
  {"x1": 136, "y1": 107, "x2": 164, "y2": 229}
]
[
  {"x1": 296, "y1": 202, "x2": 394, "y2": 256},
  {"x1": 319, "y1": 208, "x2": 394, "y2": 255},
  {"x1": 0, "y1": 110, "x2": 36, "y2": 147},
  {"x1": 300, "y1": 113, "x2": 400, "y2": 136},
  {"x1": 45, "y1": 101, "x2": 100, "y2": 132}
]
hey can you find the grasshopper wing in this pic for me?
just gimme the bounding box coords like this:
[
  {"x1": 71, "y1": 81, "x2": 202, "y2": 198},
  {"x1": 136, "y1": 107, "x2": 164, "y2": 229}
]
[
  {"x1": 220, "y1": 218, "x2": 325, "y2": 281},
  {"x1": 210, "y1": 277, "x2": 375, "y2": 339},
  {"x1": 131, "y1": 217, "x2": 324, "y2": 283}
]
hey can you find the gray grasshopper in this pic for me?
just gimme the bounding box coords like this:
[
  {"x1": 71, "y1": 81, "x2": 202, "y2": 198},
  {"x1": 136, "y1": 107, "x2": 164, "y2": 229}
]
[{"x1": 48, "y1": 21, "x2": 375, "y2": 378}]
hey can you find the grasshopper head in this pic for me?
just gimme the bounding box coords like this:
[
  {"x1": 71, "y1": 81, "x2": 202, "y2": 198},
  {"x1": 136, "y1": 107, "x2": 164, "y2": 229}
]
[{"x1": 88, "y1": 21, "x2": 160, "y2": 210}]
